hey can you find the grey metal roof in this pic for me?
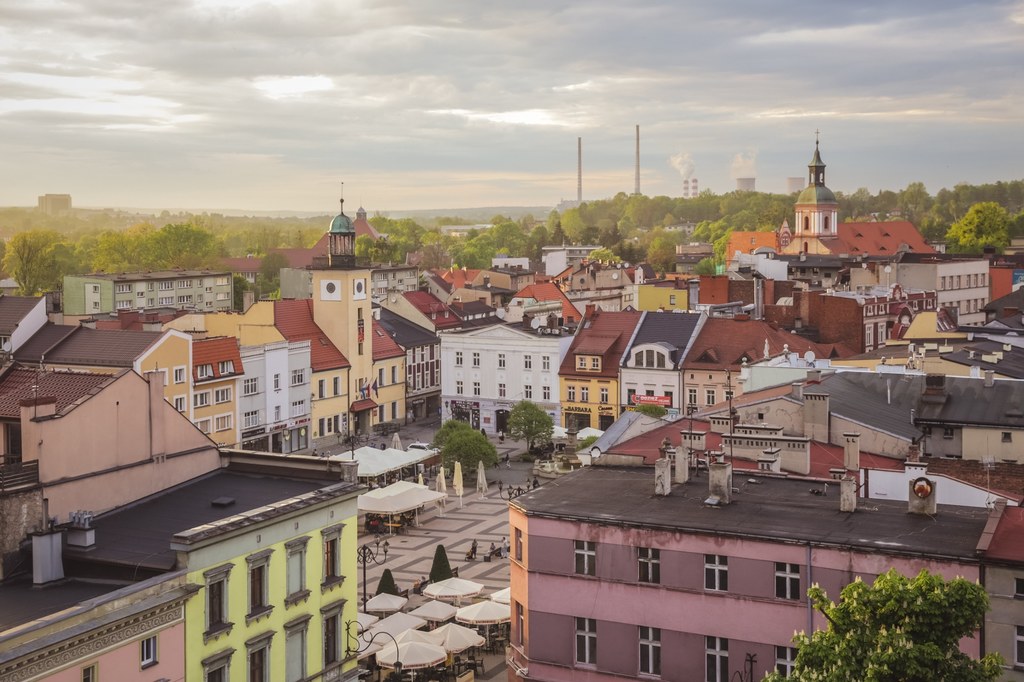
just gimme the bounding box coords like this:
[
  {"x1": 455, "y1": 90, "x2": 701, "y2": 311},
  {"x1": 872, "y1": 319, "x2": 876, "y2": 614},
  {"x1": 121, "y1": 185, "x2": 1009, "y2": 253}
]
[
  {"x1": 64, "y1": 471, "x2": 348, "y2": 573},
  {"x1": 589, "y1": 411, "x2": 644, "y2": 453},
  {"x1": 378, "y1": 308, "x2": 438, "y2": 349},
  {"x1": 15, "y1": 324, "x2": 162, "y2": 367},
  {"x1": 512, "y1": 466, "x2": 990, "y2": 561}
]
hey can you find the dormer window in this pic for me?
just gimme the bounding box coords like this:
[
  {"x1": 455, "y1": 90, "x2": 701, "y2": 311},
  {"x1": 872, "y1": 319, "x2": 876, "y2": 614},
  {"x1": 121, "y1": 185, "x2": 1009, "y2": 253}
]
[
  {"x1": 590, "y1": 357, "x2": 600, "y2": 370},
  {"x1": 577, "y1": 356, "x2": 587, "y2": 370},
  {"x1": 197, "y1": 364, "x2": 213, "y2": 379},
  {"x1": 218, "y1": 360, "x2": 234, "y2": 375}
]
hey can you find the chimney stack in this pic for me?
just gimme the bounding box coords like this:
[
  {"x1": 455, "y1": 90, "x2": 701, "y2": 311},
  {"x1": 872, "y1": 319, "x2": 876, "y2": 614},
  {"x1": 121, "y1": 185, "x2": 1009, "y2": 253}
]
[
  {"x1": 842, "y1": 432, "x2": 861, "y2": 472},
  {"x1": 708, "y1": 461, "x2": 733, "y2": 505},
  {"x1": 146, "y1": 370, "x2": 167, "y2": 459},
  {"x1": 984, "y1": 370, "x2": 995, "y2": 388},
  {"x1": 839, "y1": 476, "x2": 857, "y2": 513},
  {"x1": 672, "y1": 445, "x2": 691, "y2": 484},
  {"x1": 908, "y1": 474, "x2": 937, "y2": 515},
  {"x1": 654, "y1": 457, "x2": 672, "y2": 496}
]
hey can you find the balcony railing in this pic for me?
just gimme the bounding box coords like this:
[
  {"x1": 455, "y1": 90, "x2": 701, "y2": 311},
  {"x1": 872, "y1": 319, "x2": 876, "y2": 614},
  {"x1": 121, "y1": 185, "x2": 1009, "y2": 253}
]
[{"x1": 0, "y1": 461, "x2": 40, "y2": 492}]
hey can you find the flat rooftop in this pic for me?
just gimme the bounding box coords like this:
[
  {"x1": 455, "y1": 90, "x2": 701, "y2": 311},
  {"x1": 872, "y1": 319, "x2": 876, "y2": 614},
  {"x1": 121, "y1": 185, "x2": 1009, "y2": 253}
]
[
  {"x1": 513, "y1": 466, "x2": 990, "y2": 561},
  {"x1": 64, "y1": 470, "x2": 356, "y2": 573},
  {"x1": 0, "y1": 577, "x2": 115, "y2": 632}
]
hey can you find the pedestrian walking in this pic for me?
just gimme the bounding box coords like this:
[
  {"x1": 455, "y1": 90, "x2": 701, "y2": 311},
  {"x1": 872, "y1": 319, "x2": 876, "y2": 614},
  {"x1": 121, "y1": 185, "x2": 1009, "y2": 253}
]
[
  {"x1": 532, "y1": 476, "x2": 540, "y2": 489},
  {"x1": 501, "y1": 536, "x2": 509, "y2": 558},
  {"x1": 470, "y1": 539, "x2": 479, "y2": 560}
]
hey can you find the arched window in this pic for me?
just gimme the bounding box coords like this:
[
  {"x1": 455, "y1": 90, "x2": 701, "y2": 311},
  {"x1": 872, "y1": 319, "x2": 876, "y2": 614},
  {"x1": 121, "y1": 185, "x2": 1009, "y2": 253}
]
[
  {"x1": 824, "y1": 216, "x2": 830, "y2": 232},
  {"x1": 803, "y1": 241, "x2": 809, "y2": 254},
  {"x1": 803, "y1": 216, "x2": 809, "y2": 233},
  {"x1": 656, "y1": 353, "x2": 666, "y2": 368},
  {"x1": 634, "y1": 351, "x2": 643, "y2": 367}
]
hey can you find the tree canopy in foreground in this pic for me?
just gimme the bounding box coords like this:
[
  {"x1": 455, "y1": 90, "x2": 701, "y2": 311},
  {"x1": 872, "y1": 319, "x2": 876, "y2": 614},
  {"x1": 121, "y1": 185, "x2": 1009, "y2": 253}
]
[{"x1": 765, "y1": 568, "x2": 1001, "y2": 682}]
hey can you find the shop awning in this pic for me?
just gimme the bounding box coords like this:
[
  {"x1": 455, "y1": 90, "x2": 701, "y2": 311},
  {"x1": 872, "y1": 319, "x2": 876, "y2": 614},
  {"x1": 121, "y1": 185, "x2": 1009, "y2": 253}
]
[{"x1": 350, "y1": 398, "x2": 378, "y2": 412}]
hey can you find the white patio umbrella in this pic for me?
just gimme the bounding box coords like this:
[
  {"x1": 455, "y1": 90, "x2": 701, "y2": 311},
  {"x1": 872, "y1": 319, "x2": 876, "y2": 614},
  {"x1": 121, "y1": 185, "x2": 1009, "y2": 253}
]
[
  {"x1": 366, "y1": 612, "x2": 428, "y2": 640},
  {"x1": 453, "y1": 461, "x2": 464, "y2": 507},
  {"x1": 476, "y1": 460, "x2": 488, "y2": 494},
  {"x1": 364, "y1": 592, "x2": 408, "y2": 614},
  {"x1": 356, "y1": 612, "x2": 380, "y2": 630},
  {"x1": 455, "y1": 600, "x2": 511, "y2": 625},
  {"x1": 409, "y1": 599, "x2": 458, "y2": 623},
  {"x1": 488, "y1": 587, "x2": 511, "y2": 605},
  {"x1": 431, "y1": 622, "x2": 486, "y2": 654},
  {"x1": 423, "y1": 577, "x2": 484, "y2": 603},
  {"x1": 436, "y1": 466, "x2": 447, "y2": 517},
  {"x1": 391, "y1": 431, "x2": 403, "y2": 450},
  {"x1": 376, "y1": 640, "x2": 448, "y2": 671}
]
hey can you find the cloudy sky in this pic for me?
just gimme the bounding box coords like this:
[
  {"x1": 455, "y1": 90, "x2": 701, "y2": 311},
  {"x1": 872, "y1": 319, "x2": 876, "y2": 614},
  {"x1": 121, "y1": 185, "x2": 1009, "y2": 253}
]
[{"x1": 2, "y1": 0, "x2": 1023, "y2": 214}]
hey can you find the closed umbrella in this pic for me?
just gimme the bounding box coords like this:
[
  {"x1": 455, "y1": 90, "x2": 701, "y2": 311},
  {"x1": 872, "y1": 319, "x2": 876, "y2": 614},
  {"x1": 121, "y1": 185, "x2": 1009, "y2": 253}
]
[
  {"x1": 453, "y1": 461, "x2": 464, "y2": 508},
  {"x1": 476, "y1": 460, "x2": 488, "y2": 494},
  {"x1": 418, "y1": 471, "x2": 424, "y2": 486},
  {"x1": 435, "y1": 466, "x2": 447, "y2": 516},
  {"x1": 364, "y1": 592, "x2": 408, "y2": 614},
  {"x1": 391, "y1": 432, "x2": 403, "y2": 450},
  {"x1": 423, "y1": 577, "x2": 484, "y2": 603}
]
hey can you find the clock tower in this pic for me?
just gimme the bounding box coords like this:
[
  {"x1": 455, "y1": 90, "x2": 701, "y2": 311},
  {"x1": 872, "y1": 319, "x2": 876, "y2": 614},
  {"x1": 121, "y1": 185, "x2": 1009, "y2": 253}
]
[{"x1": 310, "y1": 188, "x2": 375, "y2": 433}]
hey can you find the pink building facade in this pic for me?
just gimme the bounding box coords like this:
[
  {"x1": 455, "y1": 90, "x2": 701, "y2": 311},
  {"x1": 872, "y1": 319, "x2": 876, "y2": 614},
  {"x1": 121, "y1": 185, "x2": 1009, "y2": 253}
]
[{"x1": 508, "y1": 466, "x2": 991, "y2": 681}]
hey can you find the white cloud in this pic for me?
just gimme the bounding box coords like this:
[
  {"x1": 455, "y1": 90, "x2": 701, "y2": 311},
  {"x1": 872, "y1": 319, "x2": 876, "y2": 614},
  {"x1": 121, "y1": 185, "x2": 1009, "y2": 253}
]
[{"x1": 253, "y1": 75, "x2": 334, "y2": 99}]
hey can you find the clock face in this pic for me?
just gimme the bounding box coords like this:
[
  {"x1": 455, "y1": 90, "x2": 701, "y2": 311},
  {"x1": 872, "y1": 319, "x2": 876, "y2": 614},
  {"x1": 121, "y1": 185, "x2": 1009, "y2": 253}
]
[{"x1": 320, "y1": 279, "x2": 342, "y2": 301}]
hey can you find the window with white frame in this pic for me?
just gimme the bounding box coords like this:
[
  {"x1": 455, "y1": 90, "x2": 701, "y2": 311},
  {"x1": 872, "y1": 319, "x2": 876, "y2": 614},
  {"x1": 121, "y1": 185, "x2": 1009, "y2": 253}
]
[
  {"x1": 159, "y1": 280, "x2": 174, "y2": 291},
  {"x1": 472, "y1": 382, "x2": 480, "y2": 396},
  {"x1": 214, "y1": 387, "x2": 231, "y2": 404},
  {"x1": 567, "y1": 385, "x2": 576, "y2": 402},
  {"x1": 247, "y1": 634, "x2": 271, "y2": 682},
  {"x1": 323, "y1": 605, "x2": 343, "y2": 668},
  {"x1": 246, "y1": 549, "x2": 272, "y2": 617},
  {"x1": 705, "y1": 388, "x2": 716, "y2": 406},
  {"x1": 472, "y1": 351, "x2": 480, "y2": 367},
  {"x1": 243, "y1": 377, "x2": 259, "y2": 395},
  {"x1": 159, "y1": 296, "x2": 174, "y2": 306},
  {"x1": 688, "y1": 388, "x2": 697, "y2": 405},
  {"x1": 204, "y1": 564, "x2": 231, "y2": 635},
  {"x1": 173, "y1": 367, "x2": 186, "y2": 384},
  {"x1": 194, "y1": 391, "x2": 211, "y2": 408},
  {"x1": 775, "y1": 562, "x2": 801, "y2": 600},
  {"x1": 215, "y1": 414, "x2": 232, "y2": 432},
  {"x1": 599, "y1": 387, "x2": 608, "y2": 404},
  {"x1": 498, "y1": 353, "x2": 506, "y2": 369},
  {"x1": 574, "y1": 540, "x2": 596, "y2": 576},
  {"x1": 638, "y1": 547, "x2": 660, "y2": 584},
  {"x1": 639, "y1": 626, "x2": 661, "y2": 676},
  {"x1": 196, "y1": 418, "x2": 212, "y2": 434},
  {"x1": 542, "y1": 355, "x2": 550, "y2": 371},
  {"x1": 116, "y1": 299, "x2": 132, "y2": 310},
  {"x1": 322, "y1": 524, "x2": 343, "y2": 587},
  {"x1": 524, "y1": 385, "x2": 533, "y2": 399},
  {"x1": 285, "y1": 620, "x2": 307, "y2": 682},
  {"x1": 542, "y1": 385, "x2": 551, "y2": 401},
  {"x1": 140, "y1": 635, "x2": 158, "y2": 668},
  {"x1": 197, "y1": 364, "x2": 213, "y2": 380},
  {"x1": 81, "y1": 664, "x2": 97, "y2": 682},
  {"x1": 177, "y1": 295, "x2": 193, "y2": 305},
  {"x1": 273, "y1": 374, "x2": 281, "y2": 390},
  {"x1": 456, "y1": 380, "x2": 464, "y2": 395},
  {"x1": 173, "y1": 396, "x2": 186, "y2": 412},
  {"x1": 286, "y1": 537, "x2": 309, "y2": 602},
  {"x1": 575, "y1": 617, "x2": 597, "y2": 664},
  {"x1": 455, "y1": 351, "x2": 463, "y2": 366},
  {"x1": 498, "y1": 383, "x2": 506, "y2": 398},
  {"x1": 580, "y1": 386, "x2": 589, "y2": 403},
  {"x1": 775, "y1": 645, "x2": 797, "y2": 676},
  {"x1": 244, "y1": 411, "x2": 260, "y2": 428},
  {"x1": 291, "y1": 368, "x2": 305, "y2": 386},
  {"x1": 524, "y1": 355, "x2": 532, "y2": 370},
  {"x1": 705, "y1": 555, "x2": 728, "y2": 591},
  {"x1": 116, "y1": 283, "x2": 132, "y2": 293},
  {"x1": 706, "y1": 636, "x2": 728, "y2": 682},
  {"x1": 291, "y1": 400, "x2": 305, "y2": 417},
  {"x1": 218, "y1": 360, "x2": 234, "y2": 375}
]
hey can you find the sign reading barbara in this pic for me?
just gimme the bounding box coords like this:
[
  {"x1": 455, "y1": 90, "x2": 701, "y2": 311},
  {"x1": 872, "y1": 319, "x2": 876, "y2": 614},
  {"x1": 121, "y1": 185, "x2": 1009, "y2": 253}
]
[{"x1": 632, "y1": 394, "x2": 672, "y2": 407}]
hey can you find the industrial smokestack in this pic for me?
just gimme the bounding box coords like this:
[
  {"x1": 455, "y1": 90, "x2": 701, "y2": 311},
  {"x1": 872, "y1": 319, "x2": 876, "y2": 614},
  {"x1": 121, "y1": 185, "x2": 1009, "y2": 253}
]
[
  {"x1": 634, "y1": 124, "x2": 640, "y2": 196},
  {"x1": 577, "y1": 137, "x2": 582, "y2": 204}
]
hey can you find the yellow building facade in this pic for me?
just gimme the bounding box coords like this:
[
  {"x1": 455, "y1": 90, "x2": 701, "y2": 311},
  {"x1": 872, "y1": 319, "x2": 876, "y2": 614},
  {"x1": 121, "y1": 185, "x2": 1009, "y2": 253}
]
[
  {"x1": 635, "y1": 283, "x2": 689, "y2": 312},
  {"x1": 177, "y1": 475, "x2": 362, "y2": 682}
]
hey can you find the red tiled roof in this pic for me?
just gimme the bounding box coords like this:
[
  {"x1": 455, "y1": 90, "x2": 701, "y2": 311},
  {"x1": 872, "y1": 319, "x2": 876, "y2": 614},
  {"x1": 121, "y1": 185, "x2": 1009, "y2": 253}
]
[
  {"x1": 512, "y1": 283, "x2": 580, "y2": 323},
  {"x1": 983, "y1": 506, "x2": 1024, "y2": 562},
  {"x1": 403, "y1": 291, "x2": 461, "y2": 329},
  {"x1": 0, "y1": 367, "x2": 114, "y2": 418},
  {"x1": 220, "y1": 256, "x2": 262, "y2": 274},
  {"x1": 353, "y1": 214, "x2": 382, "y2": 240},
  {"x1": 822, "y1": 221, "x2": 935, "y2": 256},
  {"x1": 685, "y1": 318, "x2": 845, "y2": 370},
  {"x1": 192, "y1": 337, "x2": 244, "y2": 382},
  {"x1": 559, "y1": 309, "x2": 642, "y2": 378},
  {"x1": 608, "y1": 418, "x2": 904, "y2": 478},
  {"x1": 273, "y1": 299, "x2": 350, "y2": 371},
  {"x1": 372, "y1": 320, "x2": 405, "y2": 361},
  {"x1": 438, "y1": 268, "x2": 481, "y2": 290}
]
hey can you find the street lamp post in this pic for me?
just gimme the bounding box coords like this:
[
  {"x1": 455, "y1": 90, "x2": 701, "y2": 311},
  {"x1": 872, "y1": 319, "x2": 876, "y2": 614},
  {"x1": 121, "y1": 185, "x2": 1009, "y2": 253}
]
[
  {"x1": 346, "y1": 620, "x2": 402, "y2": 680},
  {"x1": 356, "y1": 535, "x2": 390, "y2": 609}
]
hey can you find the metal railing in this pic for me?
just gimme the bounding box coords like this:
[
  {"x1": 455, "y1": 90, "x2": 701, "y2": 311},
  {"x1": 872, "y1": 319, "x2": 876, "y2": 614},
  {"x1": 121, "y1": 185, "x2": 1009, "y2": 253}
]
[{"x1": 0, "y1": 460, "x2": 40, "y2": 492}]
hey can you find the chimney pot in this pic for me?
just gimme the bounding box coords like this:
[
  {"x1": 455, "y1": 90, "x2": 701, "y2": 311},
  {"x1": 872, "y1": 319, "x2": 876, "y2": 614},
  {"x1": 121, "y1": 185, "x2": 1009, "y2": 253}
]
[{"x1": 839, "y1": 477, "x2": 857, "y2": 513}]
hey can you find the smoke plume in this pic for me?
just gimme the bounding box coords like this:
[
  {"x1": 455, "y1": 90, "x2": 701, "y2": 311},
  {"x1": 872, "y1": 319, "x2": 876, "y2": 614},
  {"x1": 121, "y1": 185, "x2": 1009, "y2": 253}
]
[
  {"x1": 669, "y1": 152, "x2": 695, "y2": 180},
  {"x1": 730, "y1": 150, "x2": 757, "y2": 179}
]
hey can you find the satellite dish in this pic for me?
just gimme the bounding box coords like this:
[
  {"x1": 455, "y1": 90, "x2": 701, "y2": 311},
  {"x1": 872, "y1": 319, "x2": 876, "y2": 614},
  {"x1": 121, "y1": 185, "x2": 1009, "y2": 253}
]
[
  {"x1": 803, "y1": 351, "x2": 816, "y2": 364},
  {"x1": 495, "y1": 308, "x2": 506, "y2": 320},
  {"x1": 530, "y1": 317, "x2": 542, "y2": 330}
]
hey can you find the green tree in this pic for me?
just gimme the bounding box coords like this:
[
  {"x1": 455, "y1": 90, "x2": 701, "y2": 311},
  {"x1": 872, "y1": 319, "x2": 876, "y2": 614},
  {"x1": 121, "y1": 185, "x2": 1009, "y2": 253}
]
[
  {"x1": 375, "y1": 568, "x2": 399, "y2": 596},
  {"x1": 429, "y1": 544, "x2": 454, "y2": 583},
  {"x1": 694, "y1": 257, "x2": 717, "y2": 275},
  {"x1": 587, "y1": 247, "x2": 621, "y2": 264},
  {"x1": 258, "y1": 252, "x2": 289, "y2": 294},
  {"x1": 3, "y1": 230, "x2": 61, "y2": 294},
  {"x1": 764, "y1": 569, "x2": 1002, "y2": 682},
  {"x1": 646, "y1": 233, "x2": 677, "y2": 274},
  {"x1": 439, "y1": 427, "x2": 498, "y2": 472},
  {"x1": 634, "y1": 404, "x2": 668, "y2": 418},
  {"x1": 149, "y1": 222, "x2": 220, "y2": 269},
  {"x1": 946, "y1": 202, "x2": 1010, "y2": 253},
  {"x1": 577, "y1": 435, "x2": 599, "y2": 451},
  {"x1": 506, "y1": 401, "x2": 554, "y2": 451},
  {"x1": 431, "y1": 419, "x2": 476, "y2": 451},
  {"x1": 232, "y1": 274, "x2": 250, "y2": 311}
]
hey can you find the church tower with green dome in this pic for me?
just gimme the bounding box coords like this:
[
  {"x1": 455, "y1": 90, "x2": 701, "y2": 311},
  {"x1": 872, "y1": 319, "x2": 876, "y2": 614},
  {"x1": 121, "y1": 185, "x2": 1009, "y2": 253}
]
[
  {"x1": 793, "y1": 137, "x2": 839, "y2": 249},
  {"x1": 326, "y1": 194, "x2": 357, "y2": 270}
]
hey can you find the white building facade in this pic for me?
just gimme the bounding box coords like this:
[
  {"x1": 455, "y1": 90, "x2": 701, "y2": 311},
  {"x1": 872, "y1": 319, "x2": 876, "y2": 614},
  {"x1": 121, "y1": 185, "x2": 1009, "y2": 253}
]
[
  {"x1": 440, "y1": 324, "x2": 571, "y2": 434},
  {"x1": 238, "y1": 340, "x2": 312, "y2": 453}
]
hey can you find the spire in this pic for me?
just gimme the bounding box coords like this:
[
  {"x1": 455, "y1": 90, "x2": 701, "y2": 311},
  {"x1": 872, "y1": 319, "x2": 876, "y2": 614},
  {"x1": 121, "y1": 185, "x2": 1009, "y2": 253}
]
[
  {"x1": 808, "y1": 133, "x2": 826, "y2": 187},
  {"x1": 339, "y1": 181, "x2": 345, "y2": 215}
]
